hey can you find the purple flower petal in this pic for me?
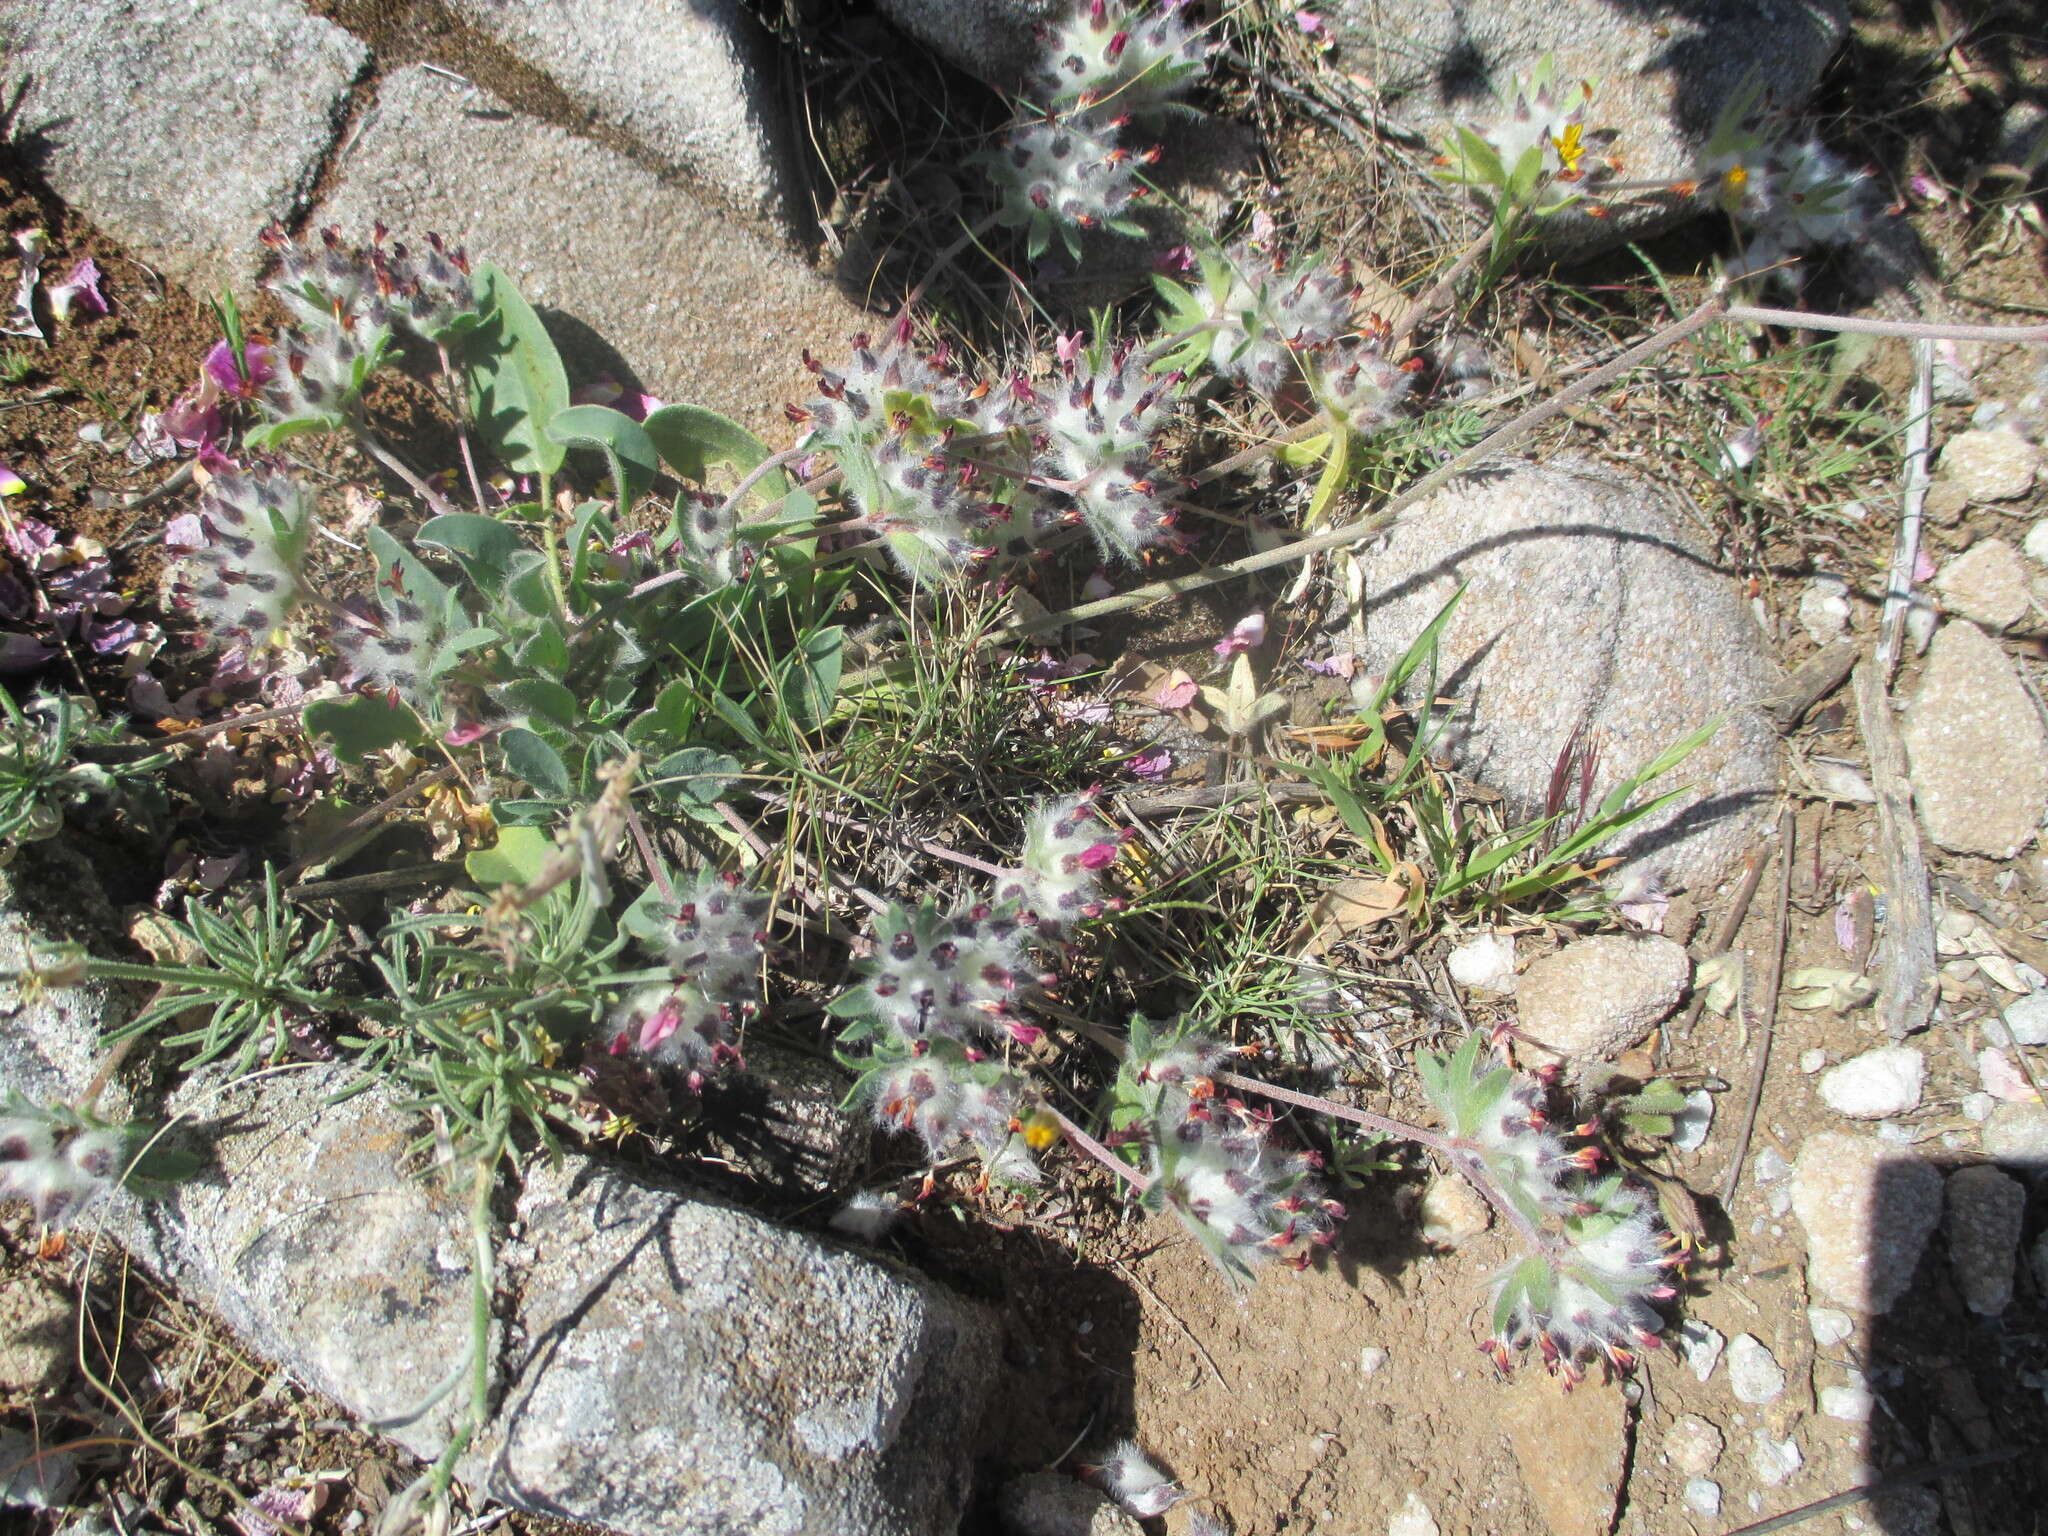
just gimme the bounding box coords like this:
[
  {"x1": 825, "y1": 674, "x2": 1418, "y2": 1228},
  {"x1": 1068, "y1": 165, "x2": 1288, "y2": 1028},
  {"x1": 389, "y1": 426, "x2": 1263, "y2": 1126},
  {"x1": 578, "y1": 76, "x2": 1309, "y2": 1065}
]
[
  {"x1": 0, "y1": 632, "x2": 57, "y2": 674},
  {"x1": 0, "y1": 460, "x2": 26, "y2": 497},
  {"x1": 1128, "y1": 746, "x2": 1172, "y2": 781},
  {"x1": 1213, "y1": 611, "x2": 1267, "y2": 656},
  {"x1": 46, "y1": 257, "x2": 108, "y2": 322}
]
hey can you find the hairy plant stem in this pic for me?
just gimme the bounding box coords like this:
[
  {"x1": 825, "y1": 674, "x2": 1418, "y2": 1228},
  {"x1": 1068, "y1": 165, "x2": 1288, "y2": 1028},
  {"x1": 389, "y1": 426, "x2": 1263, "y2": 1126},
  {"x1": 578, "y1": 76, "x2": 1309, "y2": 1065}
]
[
  {"x1": 425, "y1": 1152, "x2": 500, "y2": 1510},
  {"x1": 355, "y1": 423, "x2": 462, "y2": 519},
  {"x1": 438, "y1": 342, "x2": 492, "y2": 516},
  {"x1": 1046, "y1": 1103, "x2": 1151, "y2": 1194}
]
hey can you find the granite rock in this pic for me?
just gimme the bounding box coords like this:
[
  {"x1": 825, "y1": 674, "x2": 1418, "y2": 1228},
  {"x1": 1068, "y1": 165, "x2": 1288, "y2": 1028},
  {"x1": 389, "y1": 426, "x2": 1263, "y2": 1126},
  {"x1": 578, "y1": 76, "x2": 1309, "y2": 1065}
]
[
  {"x1": 1901, "y1": 621, "x2": 2047, "y2": 859},
  {"x1": 442, "y1": 0, "x2": 806, "y2": 234},
  {"x1": 1513, "y1": 934, "x2": 1691, "y2": 1073},
  {"x1": 1935, "y1": 539, "x2": 2034, "y2": 632},
  {"x1": 1790, "y1": 1132, "x2": 1941, "y2": 1313},
  {"x1": 1939, "y1": 428, "x2": 2040, "y2": 502},
  {"x1": 997, "y1": 1472, "x2": 1143, "y2": 1536},
  {"x1": 1354, "y1": 459, "x2": 1782, "y2": 890},
  {"x1": 0, "y1": 0, "x2": 367, "y2": 293},
  {"x1": 317, "y1": 66, "x2": 862, "y2": 440}
]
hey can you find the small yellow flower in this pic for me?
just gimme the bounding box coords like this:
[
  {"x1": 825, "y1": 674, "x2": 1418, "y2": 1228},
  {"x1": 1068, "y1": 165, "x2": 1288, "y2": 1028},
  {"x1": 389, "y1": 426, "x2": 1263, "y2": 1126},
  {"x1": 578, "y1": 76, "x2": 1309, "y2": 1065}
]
[
  {"x1": 1550, "y1": 122, "x2": 1586, "y2": 174},
  {"x1": 1021, "y1": 1109, "x2": 1061, "y2": 1151}
]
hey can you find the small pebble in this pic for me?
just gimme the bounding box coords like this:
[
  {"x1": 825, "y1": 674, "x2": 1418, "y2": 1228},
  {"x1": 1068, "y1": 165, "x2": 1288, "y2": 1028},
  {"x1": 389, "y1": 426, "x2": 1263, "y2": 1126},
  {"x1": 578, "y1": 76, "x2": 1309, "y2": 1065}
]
[
  {"x1": 1727, "y1": 1335, "x2": 1785, "y2": 1405},
  {"x1": 1941, "y1": 427, "x2": 2040, "y2": 501},
  {"x1": 1946, "y1": 1164, "x2": 2026, "y2": 1315},
  {"x1": 1819, "y1": 1046, "x2": 1925, "y2": 1120},
  {"x1": 1358, "y1": 1346, "x2": 1389, "y2": 1377},
  {"x1": 1672, "y1": 1089, "x2": 1714, "y2": 1151},
  {"x1": 1963, "y1": 1092, "x2": 1995, "y2": 1123},
  {"x1": 1683, "y1": 1479, "x2": 1722, "y2": 1519},
  {"x1": 2024, "y1": 518, "x2": 2048, "y2": 567},
  {"x1": 1678, "y1": 1320, "x2": 1725, "y2": 1385},
  {"x1": 1750, "y1": 1430, "x2": 1802, "y2": 1489},
  {"x1": 1820, "y1": 1370, "x2": 1876, "y2": 1422},
  {"x1": 1755, "y1": 1147, "x2": 1791, "y2": 1183},
  {"x1": 2001, "y1": 991, "x2": 2048, "y2": 1046},
  {"x1": 1662, "y1": 1415, "x2": 1724, "y2": 1478},
  {"x1": 1807, "y1": 1306, "x2": 1854, "y2": 1347},
  {"x1": 1800, "y1": 1049, "x2": 1827, "y2": 1074},
  {"x1": 1387, "y1": 1491, "x2": 1438, "y2": 1536}
]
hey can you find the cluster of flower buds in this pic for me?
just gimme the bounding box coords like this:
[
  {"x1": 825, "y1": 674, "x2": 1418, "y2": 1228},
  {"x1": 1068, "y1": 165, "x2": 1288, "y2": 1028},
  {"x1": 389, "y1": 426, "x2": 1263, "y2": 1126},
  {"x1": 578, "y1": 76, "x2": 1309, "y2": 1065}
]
[
  {"x1": 837, "y1": 792, "x2": 1134, "y2": 1176},
  {"x1": 615, "y1": 871, "x2": 769, "y2": 1086},
  {"x1": 793, "y1": 323, "x2": 1188, "y2": 578},
  {"x1": 0, "y1": 1094, "x2": 137, "y2": 1230},
  {"x1": 1700, "y1": 133, "x2": 1872, "y2": 282},
  {"x1": 1166, "y1": 241, "x2": 1411, "y2": 434},
  {"x1": 1035, "y1": 345, "x2": 1184, "y2": 562},
  {"x1": 1123, "y1": 1019, "x2": 1341, "y2": 1282},
  {"x1": 253, "y1": 226, "x2": 481, "y2": 436},
  {"x1": 979, "y1": 1, "x2": 1213, "y2": 257},
  {"x1": 332, "y1": 556, "x2": 453, "y2": 709},
  {"x1": 994, "y1": 790, "x2": 1134, "y2": 931},
  {"x1": 1416, "y1": 1032, "x2": 1678, "y2": 1379},
  {"x1": 166, "y1": 465, "x2": 316, "y2": 647},
  {"x1": 790, "y1": 321, "x2": 1014, "y2": 583}
]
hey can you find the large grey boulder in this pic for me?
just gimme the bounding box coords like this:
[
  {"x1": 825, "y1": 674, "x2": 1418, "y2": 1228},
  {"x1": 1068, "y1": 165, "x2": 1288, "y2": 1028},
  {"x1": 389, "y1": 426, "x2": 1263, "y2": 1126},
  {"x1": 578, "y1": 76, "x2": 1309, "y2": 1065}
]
[
  {"x1": 871, "y1": 0, "x2": 1059, "y2": 90},
  {"x1": 442, "y1": 0, "x2": 807, "y2": 236},
  {"x1": 112, "y1": 1065, "x2": 481, "y2": 1462},
  {"x1": 471, "y1": 1159, "x2": 992, "y2": 1536},
  {"x1": 1354, "y1": 458, "x2": 1782, "y2": 891},
  {"x1": 1328, "y1": 0, "x2": 1849, "y2": 257},
  {"x1": 0, "y1": 0, "x2": 367, "y2": 293},
  {"x1": 0, "y1": 889, "x2": 993, "y2": 1534},
  {"x1": 317, "y1": 66, "x2": 863, "y2": 439}
]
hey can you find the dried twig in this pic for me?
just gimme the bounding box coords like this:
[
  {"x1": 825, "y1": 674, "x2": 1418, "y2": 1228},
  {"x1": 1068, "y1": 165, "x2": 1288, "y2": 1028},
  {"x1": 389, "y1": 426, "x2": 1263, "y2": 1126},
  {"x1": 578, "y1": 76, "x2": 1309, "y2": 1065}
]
[
  {"x1": 1718, "y1": 1447, "x2": 2017, "y2": 1536},
  {"x1": 1718, "y1": 805, "x2": 1793, "y2": 1209},
  {"x1": 1877, "y1": 338, "x2": 1935, "y2": 676},
  {"x1": 1852, "y1": 658, "x2": 1937, "y2": 1040},
  {"x1": 1763, "y1": 639, "x2": 1860, "y2": 732}
]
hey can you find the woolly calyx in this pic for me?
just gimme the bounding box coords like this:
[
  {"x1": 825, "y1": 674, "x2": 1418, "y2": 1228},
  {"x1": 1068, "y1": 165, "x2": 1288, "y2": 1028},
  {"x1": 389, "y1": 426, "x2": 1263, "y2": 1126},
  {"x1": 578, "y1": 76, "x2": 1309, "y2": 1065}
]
[
  {"x1": 1310, "y1": 335, "x2": 1411, "y2": 437},
  {"x1": 332, "y1": 564, "x2": 453, "y2": 712},
  {"x1": 1070, "y1": 459, "x2": 1179, "y2": 563},
  {"x1": 1036, "y1": 347, "x2": 1183, "y2": 561},
  {"x1": 842, "y1": 898, "x2": 1035, "y2": 1045},
  {"x1": 0, "y1": 1098, "x2": 141, "y2": 1231},
  {"x1": 1190, "y1": 244, "x2": 1356, "y2": 399},
  {"x1": 1478, "y1": 59, "x2": 1593, "y2": 184},
  {"x1": 1087, "y1": 1439, "x2": 1188, "y2": 1518},
  {"x1": 168, "y1": 466, "x2": 316, "y2": 646},
  {"x1": 1035, "y1": 0, "x2": 1210, "y2": 115},
  {"x1": 860, "y1": 1036, "x2": 1028, "y2": 1160},
  {"x1": 1124, "y1": 1021, "x2": 1339, "y2": 1282},
  {"x1": 979, "y1": 112, "x2": 1150, "y2": 257},
  {"x1": 791, "y1": 321, "x2": 971, "y2": 456},
  {"x1": 1483, "y1": 1176, "x2": 1677, "y2": 1381},
  {"x1": 262, "y1": 225, "x2": 479, "y2": 346},
  {"x1": 665, "y1": 871, "x2": 770, "y2": 1005},
  {"x1": 995, "y1": 791, "x2": 1129, "y2": 930},
  {"x1": 617, "y1": 872, "x2": 768, "y2": 1080}
]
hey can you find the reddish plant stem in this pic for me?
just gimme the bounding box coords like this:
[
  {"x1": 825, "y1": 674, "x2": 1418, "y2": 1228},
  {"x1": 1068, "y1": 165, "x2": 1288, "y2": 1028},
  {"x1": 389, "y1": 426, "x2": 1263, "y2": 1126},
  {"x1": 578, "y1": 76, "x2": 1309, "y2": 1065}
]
[{"x1": 1046, "y1": 1104, "x2": 1151, "y2": 1194}]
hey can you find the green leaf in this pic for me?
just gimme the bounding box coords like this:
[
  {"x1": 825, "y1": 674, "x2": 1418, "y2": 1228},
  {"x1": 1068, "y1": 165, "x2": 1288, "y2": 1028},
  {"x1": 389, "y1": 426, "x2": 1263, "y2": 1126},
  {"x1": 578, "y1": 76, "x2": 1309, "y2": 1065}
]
[
  {"x1": 303, "y1": 693, "x2": 422, "y2": 763},
  {"x1": 417, "y1": 514, "x2": 521, "y2": 587},
  {"x1": 464, "y1": 262, "x2": 570, "y2": 476},
  {"x1": 650, "y1": 746, "x2": 740, "y2": 813},
  {"x1": 513, "y1": 619, "x2": 570, "y2": 679},
  {"x1": 621, "y1": 879, "x2": 677, "y2": 945},
  {"x1": 642, "y1": 403, "x2": 774, "y2": 486},
  {"x1": 365, "y1": 524, "x2": 455, "y2": 618},
  {"x1": 496, "y1": 677, "x2": 581, "y2": 730},
  {"x1": 782, "y1": 625, "x2": 843, "y2": 728},
  {"x1": 1302, "y1": 427, "x2": 1352, "y2": 528},
  {"x1": 504, "y1": 550, "x2": 555, "y2": 617},
  {"x1": 500, "y1": 727, "x2": 572, "y2": 798},
  {"x1": 549, "y1": 404, "x2": 658, "y2": 507},
  {"x1": 1277, "y1": 431, "x2": 1333, "y2": 469},
  {"x1": 466, "y1": 824, "x2": 553, "y2": 888}
]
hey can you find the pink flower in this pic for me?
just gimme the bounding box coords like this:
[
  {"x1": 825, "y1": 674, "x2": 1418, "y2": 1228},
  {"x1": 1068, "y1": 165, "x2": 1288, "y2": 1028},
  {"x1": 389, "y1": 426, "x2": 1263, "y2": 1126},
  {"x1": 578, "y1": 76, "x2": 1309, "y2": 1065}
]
[
  {"x1": 1293, "y1": 10, "x2": 1325, "y2": 34},
  {"x1": 443, "y1": 721, "x2": 492, "y2": 746},
  {"x1": 1128, "y1": 746, "x2": 1172, "y2": 781},
  {"x1": 1082, "y1": 569, "x2": 1115, "y2": 600},
  {"x1": 1213, "y1": 611, "x2": 1267, "y2": 656},
  {"x1": 1152, "y1": 244, "x2": 1196, "y2": 275},
  {"x1": 203, "y1": 340, "x2": 273, "y2": 398},
  {"x1": 46, "y1": 257, "x2": 108, "y2": 322},
  {"x1": 572, "y1": 376, "x2": 664, "y2": 422},
  {"x1": 638, "y1": 995, "x2": 684, "y2": 1052},
  {"x1": 1055, "y1": 331, "x2": 1087, "y2": 365},
  {"x1": 1301, "y1": 652, "x2": 1356, "y2": 679},
  {"x1": 160, "y1": 390, "x2": 225, "y2": 451},
  {"x1": 1077, "y1": 840, "x2": 1121, "y2": 871},
  {"x1": 1149, "y1": 669, "x2": 1198, "y2": 710},
  {"x1": 0, "y1": 460, "x2": 24, "y2": 497}
]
